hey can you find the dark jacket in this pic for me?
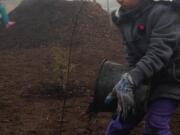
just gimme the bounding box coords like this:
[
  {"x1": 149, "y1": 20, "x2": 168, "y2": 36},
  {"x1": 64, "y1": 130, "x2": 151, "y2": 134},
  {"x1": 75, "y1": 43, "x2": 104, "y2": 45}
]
[{"x1": 112, "y1": 0, "x2": 180, "y2": 101}]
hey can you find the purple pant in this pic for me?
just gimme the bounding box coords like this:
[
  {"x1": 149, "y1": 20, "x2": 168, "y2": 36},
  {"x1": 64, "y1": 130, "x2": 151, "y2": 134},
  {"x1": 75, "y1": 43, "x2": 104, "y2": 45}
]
[{"x1": 105, "y1": 98, "x2": 179, "y2": 135}]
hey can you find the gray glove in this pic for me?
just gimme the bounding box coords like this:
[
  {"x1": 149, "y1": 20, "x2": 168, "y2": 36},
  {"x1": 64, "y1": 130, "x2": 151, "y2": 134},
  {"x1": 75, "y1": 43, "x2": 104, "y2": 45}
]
[{"x1": 113, "y1": 72, "x2": 136, "y2": 120}]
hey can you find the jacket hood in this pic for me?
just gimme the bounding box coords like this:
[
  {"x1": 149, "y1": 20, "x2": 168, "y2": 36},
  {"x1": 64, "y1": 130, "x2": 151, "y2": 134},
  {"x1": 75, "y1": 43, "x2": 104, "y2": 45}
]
[{"x1": 118, "y1": 0, "x2": 154, "y2": 21}]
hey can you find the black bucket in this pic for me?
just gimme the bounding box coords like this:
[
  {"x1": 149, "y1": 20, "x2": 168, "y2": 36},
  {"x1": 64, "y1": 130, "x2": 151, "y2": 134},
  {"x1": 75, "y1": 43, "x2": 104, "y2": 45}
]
[
  {"x1": 90, "y1": 60, "x2": 129, "y2": 113},
  {"x1": 90, "y1": 59, "x2": 150, "y2": 113}
]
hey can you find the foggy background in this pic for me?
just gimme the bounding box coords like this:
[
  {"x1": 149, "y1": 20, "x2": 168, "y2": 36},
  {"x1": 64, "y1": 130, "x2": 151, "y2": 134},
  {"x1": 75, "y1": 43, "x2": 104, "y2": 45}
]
[{"x1": 96, "y1": 0, "x2": 120, "y2": 11}]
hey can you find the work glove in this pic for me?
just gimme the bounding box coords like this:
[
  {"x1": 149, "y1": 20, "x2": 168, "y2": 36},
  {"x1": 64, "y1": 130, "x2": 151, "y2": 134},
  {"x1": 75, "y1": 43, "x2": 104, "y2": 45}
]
[
  {"x1": 104, "y1": 72, "x2": 136, "y2": 120},
  {"x1": 104, "y1": 93, "x2": 116, "y2": 104},
  {"x1": 114, "y1": 72, "x2": 136, "y2": 119}
]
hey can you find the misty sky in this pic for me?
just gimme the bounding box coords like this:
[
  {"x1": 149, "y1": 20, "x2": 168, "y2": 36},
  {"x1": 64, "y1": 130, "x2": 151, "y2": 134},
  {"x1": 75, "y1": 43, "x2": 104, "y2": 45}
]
[
  {"x1": 5, "y1": 0, "x2": 120, "y2": 12},
  {"x1": 96, "y1": 0, "x2": 120, "y2": 11}
]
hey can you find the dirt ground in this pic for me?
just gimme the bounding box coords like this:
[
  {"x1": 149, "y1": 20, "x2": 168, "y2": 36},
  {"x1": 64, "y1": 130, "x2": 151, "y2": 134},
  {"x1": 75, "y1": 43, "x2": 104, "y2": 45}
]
[{"x1": 0, "y1": 0, "x2": 179, "y2": 135}]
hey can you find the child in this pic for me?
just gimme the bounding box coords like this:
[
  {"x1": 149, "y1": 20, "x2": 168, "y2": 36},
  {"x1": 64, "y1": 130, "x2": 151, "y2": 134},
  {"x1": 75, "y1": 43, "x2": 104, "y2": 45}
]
[
  {"x1": 0, "y1": 0, "x2": 15, "y2": 29},
  {"x1": 105, "y1": 0, "x2": 180, "y2": 134}
]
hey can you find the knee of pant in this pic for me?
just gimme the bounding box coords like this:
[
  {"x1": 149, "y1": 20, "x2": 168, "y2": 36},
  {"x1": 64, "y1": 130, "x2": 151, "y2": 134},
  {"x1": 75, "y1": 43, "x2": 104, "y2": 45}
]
[
  {"x1": 106, "y1": 115, "x2": 133, "y2": 135},
  {"x1": 146, "y1": 113, "x2": 170, "y2": 130},
  {"x1": 106, "y1": 121, "x2": 131, "y2": 135}
]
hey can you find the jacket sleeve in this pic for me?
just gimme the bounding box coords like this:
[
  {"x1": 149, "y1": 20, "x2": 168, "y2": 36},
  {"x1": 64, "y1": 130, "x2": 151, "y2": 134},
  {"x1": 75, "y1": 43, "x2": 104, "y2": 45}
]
[
  {"x1": 125, "y1": 46, "x2": 137, "y2": 67},
  {"x1": 129, "y1": 4, "x2": 180, "y2": 86}
]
